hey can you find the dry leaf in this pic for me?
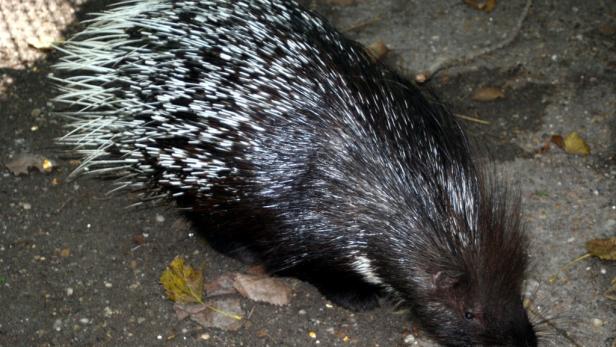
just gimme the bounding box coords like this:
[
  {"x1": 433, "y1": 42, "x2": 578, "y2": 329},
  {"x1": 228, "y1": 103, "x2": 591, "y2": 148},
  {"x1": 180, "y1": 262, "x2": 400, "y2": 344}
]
[
  {"x1": 233, "y1": 273, "x2": 292, "y2": 306},
  {"x1": 415, "y1": 73, "x2": 428, "y2": 84},
  {"x1": 586, "y1": 237, "x2": 616, "y2": 261},
  {"x1": 470, "y1": 86, "x2": 504, "y2": 102},
  {"x1": 245, "y1": 265, "x2": 268, "y2": 275},
  {"x1": 563, "y1": 132, "x2": 590, "y2": 156},
  {"x1": 175, "y1": 298, "x2": 244, "y2": 331},
  {"x1": 550, "y1": 134, "x2": 565, "y2": 149},
  {"x1": 160, "y1": 256, "x2": 204, "y2": 304},
  {"x1": 4, "y1": 154, "x2": 54, "y2": 176},
  {"x1": 204, "y1": 273, "x2": 238, "y2": 297},
  {"x1": 536, "y1": 134, "x2": 564, "y2": 154},
  {"x1": 132, "y1": 233, "x2": 146, "y2": 245},
  {"x1": 256, "y1": 328, "x2": 269, "y2": 338},
  {"x1": 464, "y1": 0, "x2": 497, "y2": 13},
  {"x1": 366, "y1": 41, "x2": 389, "y2": 62},
  {"x1": 535, "y1": 142, "x2": 551, "y2": 155}
]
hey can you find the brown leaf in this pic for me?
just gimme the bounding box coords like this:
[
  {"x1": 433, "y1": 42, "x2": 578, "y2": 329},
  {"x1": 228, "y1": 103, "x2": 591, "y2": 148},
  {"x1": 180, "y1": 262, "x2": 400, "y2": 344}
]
[
  {"x1": 175, "y1": 298, "x2": 244, "y2": 331},
  {"x1": 563, "y1": 132, "x2": 591, "y2": 156},
  {"x1": 204, "y1": 273, "x2": 238, "y2": 297},
  {"x1": 550, "y1": 134, "x2": 565, "y2": 149},
  {"x1": 132, "y1": 233, "x2": 146, "y2": 245},
  {"x1": 464, "y1": 0, "x2": 497, "y2": 13},
  {"x1": 4, "y1": 154, "x2": 54, "y2": 176},
  {"x1": 233, "y1": 273, "x2": 292, "y2": 306},
  {"x1": 470, "y1": 86, "x2": 504, "y2": 102},
  {"x1": 366, "y1": 41, "x2": 389, "y2": 62},
  {"x1": 586, "y1": 237, "x2": 616, "y2": 261},
  {"x1": 160, "y1": 256, "x2": 204, "y2": 304},
  {"x1": 415, "y1": 73, "x2": 428, "y2": 84},
  {"x1": 245, "y1": 265, "x2": 267, "y2": 276}
]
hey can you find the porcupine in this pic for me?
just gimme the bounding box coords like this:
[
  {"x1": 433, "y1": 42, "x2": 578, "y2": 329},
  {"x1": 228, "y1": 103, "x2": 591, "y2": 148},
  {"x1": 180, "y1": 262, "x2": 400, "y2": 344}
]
[{"x1": 52, "y1": 0, "x2": 537, "y2": 345}]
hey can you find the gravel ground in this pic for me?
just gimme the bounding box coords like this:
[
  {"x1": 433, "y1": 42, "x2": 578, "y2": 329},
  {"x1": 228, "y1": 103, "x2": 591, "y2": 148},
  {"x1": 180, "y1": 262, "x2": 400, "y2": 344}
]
[{"x1": 0, "y1": 0, "x2": 614, "y2": 346}]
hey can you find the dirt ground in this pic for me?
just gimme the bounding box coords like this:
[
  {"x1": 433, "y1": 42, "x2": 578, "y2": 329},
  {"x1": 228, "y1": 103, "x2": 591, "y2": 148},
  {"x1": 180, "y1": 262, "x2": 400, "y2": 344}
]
[{"x1": 0, "y1": 0, "x2": 614, "y2": 346}]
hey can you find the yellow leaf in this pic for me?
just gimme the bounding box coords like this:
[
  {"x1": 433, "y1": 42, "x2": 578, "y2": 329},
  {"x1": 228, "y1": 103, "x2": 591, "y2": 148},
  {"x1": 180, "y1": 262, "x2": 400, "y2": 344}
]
[
  {"x1": 563, "y1": 132, "x2": 590, "y2": 156},
  {"x1": 160, "y1": 256, "x2": 204, "y2": 304},
  {"x1": 586, "y1": 237, "x2": 616, "y2": 261}
]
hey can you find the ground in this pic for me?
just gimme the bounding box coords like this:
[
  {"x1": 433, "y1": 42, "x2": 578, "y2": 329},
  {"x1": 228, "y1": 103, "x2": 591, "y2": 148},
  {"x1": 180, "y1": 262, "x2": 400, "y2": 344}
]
[{"x1": 0, "y1": 0, "x2": 614, "y2": 346}]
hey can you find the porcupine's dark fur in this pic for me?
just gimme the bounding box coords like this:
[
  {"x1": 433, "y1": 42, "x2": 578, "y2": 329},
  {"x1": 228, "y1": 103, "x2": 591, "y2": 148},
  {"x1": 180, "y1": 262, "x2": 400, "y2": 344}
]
[{"x1": 52, "y1": 0, "x2": 537, "y2": 345}]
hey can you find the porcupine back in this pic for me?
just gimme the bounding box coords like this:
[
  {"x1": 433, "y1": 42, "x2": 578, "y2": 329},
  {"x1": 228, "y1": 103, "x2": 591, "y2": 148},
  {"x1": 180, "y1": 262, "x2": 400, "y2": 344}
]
[{"x1": 53, "y1": 0, "x2": 536, "y2": 345}]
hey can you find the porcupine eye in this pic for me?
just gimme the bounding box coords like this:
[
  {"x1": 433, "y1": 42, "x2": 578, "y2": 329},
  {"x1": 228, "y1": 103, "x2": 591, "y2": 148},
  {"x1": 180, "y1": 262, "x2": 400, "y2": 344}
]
[{"x1": 464, "y1": 311, "x2": 475, "y2": 320}]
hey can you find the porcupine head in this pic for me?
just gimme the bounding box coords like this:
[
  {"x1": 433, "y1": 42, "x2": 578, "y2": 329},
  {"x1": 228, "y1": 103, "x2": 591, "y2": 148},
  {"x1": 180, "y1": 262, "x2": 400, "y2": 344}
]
[{"x1": 382, "y1": 177, "x2": 536, "y2": 346}]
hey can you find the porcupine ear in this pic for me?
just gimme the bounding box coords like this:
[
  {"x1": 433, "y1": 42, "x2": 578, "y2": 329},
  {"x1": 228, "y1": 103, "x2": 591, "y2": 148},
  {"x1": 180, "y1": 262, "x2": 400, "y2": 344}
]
[{"x1": 431, "y1": 271, "x2": 464, "y2": 291}]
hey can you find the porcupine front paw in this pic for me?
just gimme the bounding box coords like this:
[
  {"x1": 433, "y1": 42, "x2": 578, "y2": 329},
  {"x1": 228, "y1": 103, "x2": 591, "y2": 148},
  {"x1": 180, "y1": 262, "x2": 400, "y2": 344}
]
[
  {"x1": 318, "y1": 283, "x2": 381, "y2": 312},
  {"x1": 311, "y1": 272, "x2": 381, "y2": 312}
]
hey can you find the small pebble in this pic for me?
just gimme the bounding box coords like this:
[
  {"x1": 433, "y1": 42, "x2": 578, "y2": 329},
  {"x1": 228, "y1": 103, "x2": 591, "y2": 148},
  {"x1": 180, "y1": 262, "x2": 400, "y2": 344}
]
[
  {"x1": 298, "y1": 309, "x2": 307, "y2": 315},
  {"x1": 200, "y1": 333, "x2": 210, "y2": 340},
  {"x1": 66, "y1": 287, "x2": 73, "y2": 296},
  {"x1": 104, "y1": 281, "x2": 112, "y2": 288},
  {"x1": 403, "y1": 334, "x2": 416, "y2": 344},
  {"x1": 53, "y1": 319, "x2": 62, "y2": 331},
  {"x1": 79, "y1": 318, "x2": 89, "y2": 324},
  {"x1": 155, "y1": 214, "x2": 165, "y2": 223},
  {"x1": 591, "y1": 318, "x2": 603, "y2": 327}
]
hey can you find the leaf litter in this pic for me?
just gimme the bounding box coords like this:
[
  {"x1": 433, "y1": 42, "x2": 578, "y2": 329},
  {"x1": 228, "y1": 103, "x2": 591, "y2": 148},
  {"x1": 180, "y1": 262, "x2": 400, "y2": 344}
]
[
  {"x1": 4, "y1": 153, "x2": 55, "y2": 175},
  {"x1": 161, "y1": 256, "x2": 293, "y2": 331}
]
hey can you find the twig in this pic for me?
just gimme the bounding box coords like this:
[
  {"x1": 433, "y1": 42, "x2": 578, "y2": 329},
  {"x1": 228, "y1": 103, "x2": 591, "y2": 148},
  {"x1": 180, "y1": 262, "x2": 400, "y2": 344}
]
[
  {"x1": 547, "y1": 253, "x2": 592, "y2": 284},
  {"x1": 342, "y1": 15, "x2": 383, "y2": 33},
  {"x1": 55, "y1": 197, "x2": 74, "y2": 213},
  {"x1": 454, "y1": 113, "x2": 491, "y2": 125}
]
